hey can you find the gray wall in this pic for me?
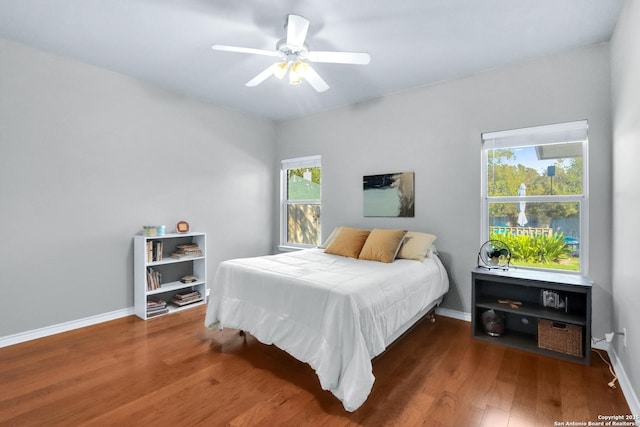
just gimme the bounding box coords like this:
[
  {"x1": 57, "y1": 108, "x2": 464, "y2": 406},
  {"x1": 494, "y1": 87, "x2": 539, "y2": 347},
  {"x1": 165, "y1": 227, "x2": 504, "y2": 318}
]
[
  {"x1": 276, "y1": 43, "x2": 613, "y2": 338},
  {"x1": 0, "y1": 39, "x2": 276, "y2": 337},
  {"x1": 0, "y1": 33, "x2": 622, "y2": 400},
  {"x1": 611, "y1": 0, "x2": 640, "y2": 409}
]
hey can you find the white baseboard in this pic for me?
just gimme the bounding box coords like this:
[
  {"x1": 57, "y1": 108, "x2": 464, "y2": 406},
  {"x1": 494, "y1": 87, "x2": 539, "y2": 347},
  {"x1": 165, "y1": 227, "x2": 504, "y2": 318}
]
[
  {"x1": 592, "y1": 341, "x2": 639, "y2": 416},
  {"x1": 600, "y1": 345, "x2": 640, "y2": 416},
  {"x1": 0, "y1": 307, "x2": 135, "y2": 349},
  {"x1": 436, "y1": 307, "x2": 471, "y2": 322}
]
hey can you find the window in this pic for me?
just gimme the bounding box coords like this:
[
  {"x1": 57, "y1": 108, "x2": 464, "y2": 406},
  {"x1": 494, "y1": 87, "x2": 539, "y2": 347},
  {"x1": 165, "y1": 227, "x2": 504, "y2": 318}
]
[
  {"x1": 481, "y1": 121, "x2": 588, "y2": 273},
  {"x1": 280, "y1": 156, "x2": 321, "y2": 248}
]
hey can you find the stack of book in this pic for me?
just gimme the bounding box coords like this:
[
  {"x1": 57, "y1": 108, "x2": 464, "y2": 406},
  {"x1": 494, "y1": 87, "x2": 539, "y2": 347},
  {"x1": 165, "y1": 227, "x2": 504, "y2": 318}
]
[
  {"x1": 146, "y1": 268, "x2": 161, "y2": 290},
  {"x1": 171, "y1": 290, "x2": 203, "y2": 307},
  {"x1": 146, "y1": 240, "x2": 163, "y2": 263},
  {"x1": 171, "y1": 243, "x2": 203, "y2": 259},
  {"x1": 147, "y1": 296, "x2": 168, "y2": 317}
]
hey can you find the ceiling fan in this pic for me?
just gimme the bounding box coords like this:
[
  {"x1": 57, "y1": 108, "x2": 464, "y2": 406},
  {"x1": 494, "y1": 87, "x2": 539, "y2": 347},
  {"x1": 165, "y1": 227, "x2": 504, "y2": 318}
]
[{"x1": 212, "y1": 14, "x2": 371, "y2": 92}]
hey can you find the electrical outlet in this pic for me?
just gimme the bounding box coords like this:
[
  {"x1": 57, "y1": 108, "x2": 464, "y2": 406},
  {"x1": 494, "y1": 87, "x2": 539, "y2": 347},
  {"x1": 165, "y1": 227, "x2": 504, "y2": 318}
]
[{"x1": 623, "y1": 327, "x2": 628, "y2": 349}]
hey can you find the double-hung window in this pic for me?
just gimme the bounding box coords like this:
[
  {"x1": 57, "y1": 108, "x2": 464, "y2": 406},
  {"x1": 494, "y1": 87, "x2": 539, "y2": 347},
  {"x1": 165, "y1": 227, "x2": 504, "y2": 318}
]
[
  {"x1": 481, "y1": 121, "x2": 588, "y2": 273},
  {"x1": 280, "y1": 155, "x2": 321, "y2": 249}
]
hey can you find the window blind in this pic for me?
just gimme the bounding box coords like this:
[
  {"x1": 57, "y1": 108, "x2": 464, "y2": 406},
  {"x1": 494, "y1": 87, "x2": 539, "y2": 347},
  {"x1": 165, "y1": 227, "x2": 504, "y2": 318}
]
[{"x1": 482, "y1": 120, "x2": 588, "y2": 150}]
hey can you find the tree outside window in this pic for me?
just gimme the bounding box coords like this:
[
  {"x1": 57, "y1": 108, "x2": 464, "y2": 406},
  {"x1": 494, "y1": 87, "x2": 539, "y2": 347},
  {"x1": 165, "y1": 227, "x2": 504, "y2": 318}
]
[{"x1": 281, "y1": 157, "x2": 321, "y2": 248}]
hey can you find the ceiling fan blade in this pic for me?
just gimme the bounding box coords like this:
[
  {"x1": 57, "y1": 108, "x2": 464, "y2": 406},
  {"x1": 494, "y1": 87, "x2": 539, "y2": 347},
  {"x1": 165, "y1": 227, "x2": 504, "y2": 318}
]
[
  {"x1": 307, "y1": 51, "x2": 371, "y2": 65},
  {"x1": 246, "y1": 65, "x2": 275, "y2": 87},
  {"x1": 304, "y1": 65, "x2": 329, "y2": 93},
  {"x1": 212, "y1": 45, "x2": 279, "y2": 57},
  {"x1": 286, "y1": 14, "x2": 310, "y2": 48}
]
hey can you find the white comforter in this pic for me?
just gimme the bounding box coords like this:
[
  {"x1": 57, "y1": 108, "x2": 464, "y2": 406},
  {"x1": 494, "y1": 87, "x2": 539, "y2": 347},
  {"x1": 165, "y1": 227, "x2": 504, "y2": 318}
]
[{"x1": 204, "y1": 248, "x2": 449, "y2": 412}]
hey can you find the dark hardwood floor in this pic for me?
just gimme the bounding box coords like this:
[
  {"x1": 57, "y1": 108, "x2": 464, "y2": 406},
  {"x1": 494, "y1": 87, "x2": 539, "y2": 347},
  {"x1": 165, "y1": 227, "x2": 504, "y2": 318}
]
[{"x1": 0, "y1": 306, "x2": 631, "y2": 426}]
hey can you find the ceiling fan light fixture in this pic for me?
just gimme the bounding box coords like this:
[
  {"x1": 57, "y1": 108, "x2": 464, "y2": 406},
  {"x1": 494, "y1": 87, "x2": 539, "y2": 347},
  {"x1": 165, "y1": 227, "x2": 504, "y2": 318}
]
[
  {"x1": 289, "y1": 61, "x2": 308, "y2": 85},
  {"x1": 273, "y1": 62, "x2": 289, "y2": 79}
]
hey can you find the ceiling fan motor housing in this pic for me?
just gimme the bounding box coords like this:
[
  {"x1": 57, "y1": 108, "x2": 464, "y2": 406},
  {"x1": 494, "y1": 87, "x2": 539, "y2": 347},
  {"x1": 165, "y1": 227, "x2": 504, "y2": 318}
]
[{"x1": 276, "y1": 39, "x2": 309, "y2": 62}]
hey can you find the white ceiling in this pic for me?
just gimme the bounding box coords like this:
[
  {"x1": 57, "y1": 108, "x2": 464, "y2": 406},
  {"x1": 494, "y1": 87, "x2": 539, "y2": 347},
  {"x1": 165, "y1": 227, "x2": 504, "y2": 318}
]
[{"x1": 0, "y1": 0, "x2": 624, "y2": 122}]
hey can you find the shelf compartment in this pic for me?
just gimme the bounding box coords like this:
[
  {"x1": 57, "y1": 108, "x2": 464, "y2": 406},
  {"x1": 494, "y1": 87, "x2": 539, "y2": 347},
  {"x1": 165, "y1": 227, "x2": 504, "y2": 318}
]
[
  {"x1": 146, "y1": 300, "x2": 206, "y2": 318},
  {"x1": 473, "y1": 329, "x2": 587, "y2": 363},
  {"x1": 475, "y1": 298, "x2": 586, "y2": 325}
]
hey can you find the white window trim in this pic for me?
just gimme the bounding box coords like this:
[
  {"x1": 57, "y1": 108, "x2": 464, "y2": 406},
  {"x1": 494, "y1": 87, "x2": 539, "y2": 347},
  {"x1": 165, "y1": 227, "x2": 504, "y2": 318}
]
[
  {"x1": 279, "y1": 155, "x2": 321, "y2": 251},
  {"x1": 480, "y1": 120, "x2": 589, "y2": 274}
]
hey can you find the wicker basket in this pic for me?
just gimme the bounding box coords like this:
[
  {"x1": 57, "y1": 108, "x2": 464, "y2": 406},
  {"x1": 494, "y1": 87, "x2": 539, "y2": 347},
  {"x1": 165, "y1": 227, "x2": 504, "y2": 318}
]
[{"x1": 538, "y1": 319, "x2": 583, "y2": 357}]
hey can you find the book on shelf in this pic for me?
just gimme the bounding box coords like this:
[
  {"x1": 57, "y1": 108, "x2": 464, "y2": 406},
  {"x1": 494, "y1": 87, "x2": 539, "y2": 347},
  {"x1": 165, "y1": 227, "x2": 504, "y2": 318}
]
[
  {"x1": 153, "y1": 240, "x2": 163, "y2": 262},
  {"x1": 173, "y1": 290, "x2": 200, "y2": 300},
  {"x1": 146, "y1": 296, "x2": 168, "y2": 316},
  {"x1": 177, "y1": 244, "x2": 200, "y2": 250},
  {"x1": 146, "y1": 240, "x2": 164, "y2": 263},
  {"x1": 147, "y1": 307, "x2": 169, "y2": 317},
  {"x1": 147, "y1": 296, "x2": 166, "y2": 308},
  {"x1": 146, "y1": 268, "x2": 162, "y2": 291},
  {"x1": 170, "y1": 290, "x2": 203, "y2": 307},
  {"x1": 170, "y1": 243, "x2": 203, "y2": 259}
]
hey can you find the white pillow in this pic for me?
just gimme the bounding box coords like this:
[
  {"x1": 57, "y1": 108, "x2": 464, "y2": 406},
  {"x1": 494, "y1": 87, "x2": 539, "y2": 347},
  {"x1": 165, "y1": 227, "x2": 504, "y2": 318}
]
[{"x1": 396, "y1": 231, "x2": 438, "y2": 261}]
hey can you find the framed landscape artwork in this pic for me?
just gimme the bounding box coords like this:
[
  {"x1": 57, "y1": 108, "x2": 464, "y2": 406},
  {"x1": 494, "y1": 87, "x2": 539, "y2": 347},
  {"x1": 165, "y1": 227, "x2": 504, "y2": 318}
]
[{"x1": 363, "y1": 172, "x2": 415, "y2": 217}]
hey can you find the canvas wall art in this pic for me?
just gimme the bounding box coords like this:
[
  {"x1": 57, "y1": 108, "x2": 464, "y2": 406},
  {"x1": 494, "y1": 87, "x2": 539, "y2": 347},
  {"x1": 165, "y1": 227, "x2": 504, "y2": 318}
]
[{"x1": 363, "y1": 172, "x2": 415, "y2": 217}]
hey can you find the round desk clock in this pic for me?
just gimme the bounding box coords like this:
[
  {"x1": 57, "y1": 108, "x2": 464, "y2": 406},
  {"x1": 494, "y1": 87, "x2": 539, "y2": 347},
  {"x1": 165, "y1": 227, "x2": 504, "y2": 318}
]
[{"x1": 176, "y1": 221, "x2": 190, "y2": 233}]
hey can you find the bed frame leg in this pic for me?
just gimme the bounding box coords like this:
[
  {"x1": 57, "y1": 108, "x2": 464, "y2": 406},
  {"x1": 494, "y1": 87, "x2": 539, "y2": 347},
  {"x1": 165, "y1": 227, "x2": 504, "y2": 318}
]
[
  {"x1": 239, "y1": 330, "x2": 245, "y2": 337},
  {"x1": 427, "y1": 308, "x2": 437, "y2": 324}
]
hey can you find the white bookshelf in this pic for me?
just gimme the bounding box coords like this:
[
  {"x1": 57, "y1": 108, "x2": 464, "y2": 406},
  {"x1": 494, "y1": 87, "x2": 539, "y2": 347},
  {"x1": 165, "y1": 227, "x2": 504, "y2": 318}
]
[{"x1": 134, "y1": 232, "x2": 207, "y2": 320}]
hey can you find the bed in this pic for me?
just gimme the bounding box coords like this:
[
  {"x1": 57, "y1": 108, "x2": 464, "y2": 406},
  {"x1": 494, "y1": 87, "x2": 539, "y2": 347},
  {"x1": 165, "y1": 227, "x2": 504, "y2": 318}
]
[{"x1": 204, "y1": 229, "x2": 449, "y2": 412}]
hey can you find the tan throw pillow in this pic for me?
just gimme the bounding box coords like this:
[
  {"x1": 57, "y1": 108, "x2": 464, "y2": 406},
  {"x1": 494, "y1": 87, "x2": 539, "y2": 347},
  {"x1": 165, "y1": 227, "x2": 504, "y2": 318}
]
[
  {"x1": 396, "y1": 231, "x2": 438, "y2": 261},
  {"x1": 319, "y1": 226, "x2": 342, "y2": 249},
  {"x1": 359, "y1": 229, "x2": 407, "y2": 263},
  {"x1": 324, "y1": 227, "x2": 371, "y2": 258}
]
